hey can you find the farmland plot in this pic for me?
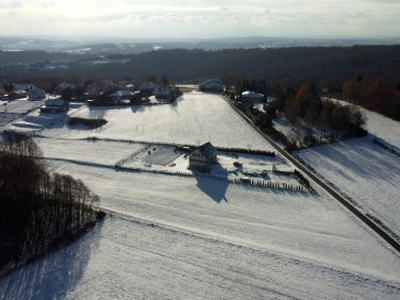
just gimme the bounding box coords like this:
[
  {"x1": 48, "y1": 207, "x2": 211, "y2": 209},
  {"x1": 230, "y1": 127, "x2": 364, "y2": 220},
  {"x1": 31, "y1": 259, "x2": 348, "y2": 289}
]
[
  {"x1": 39, "y1": 92, "x2": 275, "y2": 151},
  {"x1": 0, "y1": 98, "x2": 46, "y2": 114},
  {"x1": 1, "y1": 215, "x2": 400, "y2": 300},
  {"x1": 40, "y1": 160, "x2": 400, "y2": 276},
  {"x1": 297, "y1": 136, "x2": 400, "y2": 239}
]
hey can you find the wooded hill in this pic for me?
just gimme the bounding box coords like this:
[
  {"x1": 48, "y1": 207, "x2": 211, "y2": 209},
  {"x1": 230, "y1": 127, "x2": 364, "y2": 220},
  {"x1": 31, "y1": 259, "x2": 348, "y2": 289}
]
[{"x1": 2, "y1": 45, "x2": 400, "y2": 87}]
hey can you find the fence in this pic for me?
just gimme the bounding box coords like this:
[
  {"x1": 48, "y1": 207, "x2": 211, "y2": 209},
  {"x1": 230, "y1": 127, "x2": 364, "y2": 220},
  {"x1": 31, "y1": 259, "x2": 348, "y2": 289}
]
[{"x1": 114, "y1": 164, "x2": 308, "y2": 193}]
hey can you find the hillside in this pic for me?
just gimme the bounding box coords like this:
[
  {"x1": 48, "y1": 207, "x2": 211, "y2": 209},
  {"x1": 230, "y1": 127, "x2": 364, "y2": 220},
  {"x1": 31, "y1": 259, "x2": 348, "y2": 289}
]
[{"x1": 296, "y1": 105, "x2": 400, "y2": 241}]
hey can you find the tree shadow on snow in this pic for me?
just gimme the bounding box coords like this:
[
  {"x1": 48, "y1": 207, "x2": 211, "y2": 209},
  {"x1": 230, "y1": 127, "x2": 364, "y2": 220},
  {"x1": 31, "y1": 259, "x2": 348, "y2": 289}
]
[
  {"x1": 193, "y1": 163, "x2": 229, "y2": 203},
  {"x1": 0, "y1": 220, "x2": 104, "y2": 300}
]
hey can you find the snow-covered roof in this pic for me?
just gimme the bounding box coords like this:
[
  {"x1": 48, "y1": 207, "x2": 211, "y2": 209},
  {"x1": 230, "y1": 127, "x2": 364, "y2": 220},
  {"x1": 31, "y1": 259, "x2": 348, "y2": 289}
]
[
  {"x1": 199, "y1": 78, "x2": 224, "y2": 86},
  {"x1": 154, "y1": 87, "x2": 171, "y2": 96},
  {"x1": 12, "y1": 89, "x2": 27, "y2": 95},
  {"x1": 28, "y1": 87, "x2": 46, "y2": 99},
  {"x1": 110, "y1": 90, "x2": 135, "y2": 97},
  {"x1": 102, "y1": 79, "x2": 116, "y2": 86},
  {"x1": 241, "y1": 90, "x2": 264, "y2": 99},
  {"x1": 58, "y1": 83, "x2": 75, "y2": 90},
  {"x1": 15, "y1": 84, "x2": 34, "y2": 91},
  {"x1": 139, "y1": 82, "x2": 160, "y2": 90},
  {"x1": 44, "y1": 99, "x2": 67, "y2": 107}
]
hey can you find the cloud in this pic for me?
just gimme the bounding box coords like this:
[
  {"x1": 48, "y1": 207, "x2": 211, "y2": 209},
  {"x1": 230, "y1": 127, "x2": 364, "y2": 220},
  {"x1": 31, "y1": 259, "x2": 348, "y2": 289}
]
[
  {"x1": 1, "y1": 0, "x2": 399, "y2": 38},
  {"x1": 2, "y1": 0, "x2": 23, "y2": 8}
]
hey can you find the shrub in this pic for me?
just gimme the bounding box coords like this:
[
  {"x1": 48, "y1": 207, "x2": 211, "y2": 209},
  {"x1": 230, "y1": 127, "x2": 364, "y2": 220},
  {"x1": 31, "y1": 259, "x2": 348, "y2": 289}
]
[{"x1": 67, "y1": 117, "x2": 107, "y2": 129}]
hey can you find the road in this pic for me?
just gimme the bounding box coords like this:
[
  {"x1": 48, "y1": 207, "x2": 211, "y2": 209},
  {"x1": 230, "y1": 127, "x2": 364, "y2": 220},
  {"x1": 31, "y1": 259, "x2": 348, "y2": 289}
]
[{"x1": 223, "y1": 96, "x2": 400, "y2": 254}]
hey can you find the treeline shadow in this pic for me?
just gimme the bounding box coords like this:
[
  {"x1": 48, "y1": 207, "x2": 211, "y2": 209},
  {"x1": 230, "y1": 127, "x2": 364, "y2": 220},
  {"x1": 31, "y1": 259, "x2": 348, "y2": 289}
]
[{"x1": 0, "y1": 220, "x2": 104, "y2": 300}]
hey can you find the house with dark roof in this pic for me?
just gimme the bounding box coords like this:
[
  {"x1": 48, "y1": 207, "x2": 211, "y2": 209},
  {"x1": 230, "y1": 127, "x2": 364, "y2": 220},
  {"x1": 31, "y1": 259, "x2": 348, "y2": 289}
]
[{"x1": 189, "y1": 142, "x2": 218, "y2": 170}]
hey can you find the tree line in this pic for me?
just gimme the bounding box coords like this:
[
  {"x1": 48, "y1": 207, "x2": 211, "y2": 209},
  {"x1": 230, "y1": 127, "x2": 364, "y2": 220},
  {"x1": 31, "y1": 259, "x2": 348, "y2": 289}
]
[
  {"x1": 342, "y1": 76, "x2": 400, "y2": 121},
  {"x1": 231, "y1": 83, "x2": 367, "y2": 151},
  {"x1": 0, "y1": 131, "x2": 104, "y2": 275}
]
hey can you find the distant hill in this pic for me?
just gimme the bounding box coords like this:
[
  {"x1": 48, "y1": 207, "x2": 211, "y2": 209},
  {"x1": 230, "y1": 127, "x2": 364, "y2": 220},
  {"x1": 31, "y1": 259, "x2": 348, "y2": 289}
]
[{"x1": 1, "y1": 45, "x2": 400, "y2": 87}]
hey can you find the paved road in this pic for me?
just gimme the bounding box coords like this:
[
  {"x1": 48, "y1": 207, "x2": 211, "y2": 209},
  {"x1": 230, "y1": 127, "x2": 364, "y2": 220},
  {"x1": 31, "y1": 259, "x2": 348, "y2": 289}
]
[{"x1": 223, "y1": 96, "x2": 400, "y2": 253}]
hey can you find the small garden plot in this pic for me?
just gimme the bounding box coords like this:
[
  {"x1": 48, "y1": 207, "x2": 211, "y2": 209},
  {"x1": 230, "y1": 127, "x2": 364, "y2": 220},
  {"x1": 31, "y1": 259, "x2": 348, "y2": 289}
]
[
  {"x1": 117, "y1": 145, "x2": 187, "y2": 171},
  {"x1": 118, "y1": 146, "x2": 303, "y2": 191},
  {"x1": 215, "y1": 152, "x2": 299, "y2": 187},
  {"x1": 142, "y1": 146, "x2": 181, "y2": 166}
]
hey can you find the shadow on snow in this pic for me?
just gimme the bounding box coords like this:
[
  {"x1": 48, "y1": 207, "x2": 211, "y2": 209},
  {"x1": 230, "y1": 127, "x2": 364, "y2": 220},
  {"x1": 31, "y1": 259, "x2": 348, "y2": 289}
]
[
  {"x1": 193, "y1": 163, "x2": 229, "y2": 204},
  {"x1": 0, "y1": 220, "x2": 104, "y2": 300}
]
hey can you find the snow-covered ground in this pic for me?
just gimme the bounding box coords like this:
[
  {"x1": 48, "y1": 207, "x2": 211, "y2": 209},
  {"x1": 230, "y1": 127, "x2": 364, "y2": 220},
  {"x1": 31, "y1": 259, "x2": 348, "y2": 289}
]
[
  {"x1": 298, "y1": 137, "x2": 400, "y2": 235},
  {"x1": 0, "y1": 98, "x2": 46, "y2": 114},
  {"x1": 7, "y1": 91, "x2": 274, "y2": 151},
  {"x1": 296, "y1": 104, "x2": 400, "y2": 240},
  {"x1": 1, "y1": 92, "x2": 400, "y2": 299}
]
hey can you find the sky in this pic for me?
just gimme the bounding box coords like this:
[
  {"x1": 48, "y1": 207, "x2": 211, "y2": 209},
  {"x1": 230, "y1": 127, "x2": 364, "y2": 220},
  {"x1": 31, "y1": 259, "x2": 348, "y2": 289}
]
[{"x1": 1, "y1": 0, "x2": 400, "y2": 39}]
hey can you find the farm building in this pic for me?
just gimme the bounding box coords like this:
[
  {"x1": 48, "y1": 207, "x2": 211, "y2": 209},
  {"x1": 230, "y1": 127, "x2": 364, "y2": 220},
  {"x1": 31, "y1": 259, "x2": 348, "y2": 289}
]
[
  {"x1": 40, "y1": 99, "x2": 68, "y2": 113},
  {"x1": 189, "y1": 142, "x2": 218, "y2": 170}
]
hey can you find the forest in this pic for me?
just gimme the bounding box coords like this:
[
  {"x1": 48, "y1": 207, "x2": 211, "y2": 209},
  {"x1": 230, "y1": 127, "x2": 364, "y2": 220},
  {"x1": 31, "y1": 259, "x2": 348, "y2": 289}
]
[
  {"x1": 1, "y1": 45, "x2": 400, "y2": 88},
  {"x1": 0, "y1": 132, "x2": 105, "y2": 277},
  {"x1": 342, "y1": 76, "x2": 400, "y2": 120}
]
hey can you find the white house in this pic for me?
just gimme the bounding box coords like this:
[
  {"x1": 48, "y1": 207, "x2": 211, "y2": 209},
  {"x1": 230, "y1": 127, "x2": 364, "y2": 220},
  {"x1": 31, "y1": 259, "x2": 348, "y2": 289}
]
[{"x1": 189, "y1": 142, "x2": 218, "y2": 170}]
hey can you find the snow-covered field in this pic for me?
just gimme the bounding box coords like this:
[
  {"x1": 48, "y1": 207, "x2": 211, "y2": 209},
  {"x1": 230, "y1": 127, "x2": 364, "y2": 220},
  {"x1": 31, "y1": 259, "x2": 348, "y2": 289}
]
[
  {"x1": 296, "y1": 105, "x2": 400, "y2": 239},
  {"x1": 1, "y1": 92, "x2": 400, "y2": 299},
  {"x1": 0, "y1": 98, "x2": 45, "y2": 114},
  {"x1": 15, "y1": 92, "x2": 274, "y2": 151}
]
